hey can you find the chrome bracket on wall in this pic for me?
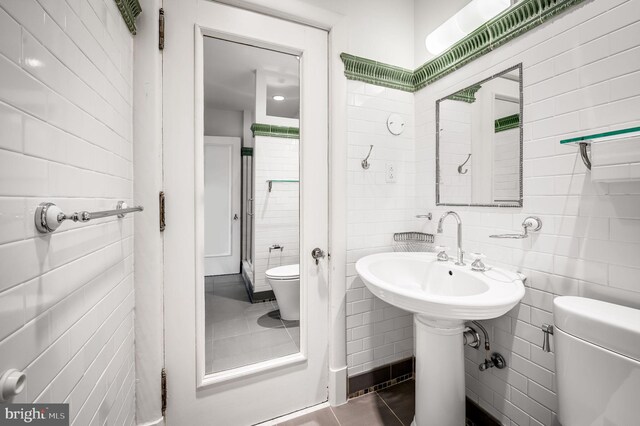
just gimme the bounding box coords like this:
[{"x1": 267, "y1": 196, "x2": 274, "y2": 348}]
[
  {"x1": 415, "y1": 213, "x2": 433, "y2": 220},
  {"x1": 579, "y1": 142, "x2": 592, "y2": 170}
]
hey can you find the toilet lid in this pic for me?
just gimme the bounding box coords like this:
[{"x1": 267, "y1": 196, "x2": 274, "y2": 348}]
[{"x1": 265, "y1": 264, "x2": 299, "y2": 279}]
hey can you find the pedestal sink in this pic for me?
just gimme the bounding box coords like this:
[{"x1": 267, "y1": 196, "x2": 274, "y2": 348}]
[{"x1": 356, "y1": 252, "x2": 525, "y2": 426}]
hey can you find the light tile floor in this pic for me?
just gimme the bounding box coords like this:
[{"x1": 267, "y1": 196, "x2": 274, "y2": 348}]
[{"x1": 205, "y1": 274, "x2": 300, "y2": 374}]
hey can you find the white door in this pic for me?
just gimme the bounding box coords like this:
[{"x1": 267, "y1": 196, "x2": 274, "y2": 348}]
[
  {"x1": 204, "y1": 136, "x2": 241, "y2": 276},
  {"x1": 162, "y1": 1, "x2": 329, "y2": 425}
]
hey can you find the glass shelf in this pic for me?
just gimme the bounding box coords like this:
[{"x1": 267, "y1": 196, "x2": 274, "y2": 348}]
[
  {"x1": 559, "y1": 126, "x2": 640, "y2": 170},
  {"x1": 560, "y1": 126, "x2": 640, "y2": 144},
  {"x1": 266, "y1": 179, "x2": 299, "y2": 192}
]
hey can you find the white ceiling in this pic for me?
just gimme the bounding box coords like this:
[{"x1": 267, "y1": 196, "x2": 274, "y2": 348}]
[{"x1": 203, "y1": 36, "x2": 300, "y2": 118}]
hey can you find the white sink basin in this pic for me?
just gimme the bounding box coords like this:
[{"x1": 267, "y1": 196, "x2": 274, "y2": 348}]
[{"x1": 356, "y1": 252, "x2": 525, "y2": 321}]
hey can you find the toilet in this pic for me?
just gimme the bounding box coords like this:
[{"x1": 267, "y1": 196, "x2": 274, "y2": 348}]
[
  {"x1": 553, "y1": 296, "x2": 640, "y2": 426},
  {"x1": 265, "y1": 264, "x2": 300, "y2": 321}
]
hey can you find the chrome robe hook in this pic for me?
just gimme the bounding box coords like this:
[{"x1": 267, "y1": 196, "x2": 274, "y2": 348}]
[
  {"x1": 457, "y1": 154, "x2": 471, "y2": 174},
  {"x1": 361, "y1": 145, "x2": 373, "y2": 169}
]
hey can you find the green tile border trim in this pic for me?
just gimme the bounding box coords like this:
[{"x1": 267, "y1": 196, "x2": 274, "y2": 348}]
[
  {"x1": 241, "y1": 147, "x2": 253, "y2": 156},
  {"x1": 413, "y1": 0, "x2": 587, "y2": 90},
  {"x1": 340, "y1": 53, "x2": 415, "y2": 92},
  {"x1": 250, "y1": 123, "x2": 299, "y2": 139},
  {"x1": 495, "y1": 114, "x2": 520, "y2": 133},
  {"x1": 251, "y1": 123, "x2": 300, "y2": 139},
  {"x1": 340, "y1": 0, "x2": 586, "y2": 92},
  {"x1": 114, "y1": 0, "x2": 141, "y2": 35},
  {"x1": 447, "y1": 84, "x2": 482, "y2": 103}
]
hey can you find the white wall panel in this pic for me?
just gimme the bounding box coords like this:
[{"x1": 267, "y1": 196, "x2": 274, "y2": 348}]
[{"x1": 0, "y1": 1, "x2": 135, "y2": 424}]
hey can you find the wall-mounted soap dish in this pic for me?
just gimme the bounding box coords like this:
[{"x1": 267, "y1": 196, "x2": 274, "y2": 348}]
[
  {"x1": 490, "y1": 216, "x2": 542, "y2": 239},
  {"x1": 393, "y1": 232, "x2": 434, "y2": 252}
]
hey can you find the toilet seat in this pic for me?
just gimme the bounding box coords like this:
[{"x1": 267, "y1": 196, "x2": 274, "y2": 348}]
[{"x1": 265, "y1": 264, "x2": 299, "y2": 280}]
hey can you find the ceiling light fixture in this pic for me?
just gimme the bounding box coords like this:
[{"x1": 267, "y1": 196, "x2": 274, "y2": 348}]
[
  {"x1": 425, "y1": 0, "x2": 510, "y2": 55},
  {"x1": 272, "y1": 95, "x2": 285, "y2": 101},
  {"x1": 25, "y1": 58, "x2": 43, "y2": 68}
]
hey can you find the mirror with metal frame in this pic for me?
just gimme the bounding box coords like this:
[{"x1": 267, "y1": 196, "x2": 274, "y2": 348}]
[{"x1": 436, "y1": 64, "x2": 523, "y2": 207}]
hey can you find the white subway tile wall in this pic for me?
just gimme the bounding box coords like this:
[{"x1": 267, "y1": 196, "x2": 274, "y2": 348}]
[
  {"x1": 346, "y1": 81, "x2": 417, "y2": 376},
  {"x1": 0, "y1": 0, "x2": 134, "y2": 424},
  {"x1": 413, "y1": 0, "x2": 640, "y2": 425},
  {"x1": 438, "y1": 100, "x2": 472, "y2": 204},
  {"x1": 253, "y1": 137, "x2": 300, "y2": 293},
  {"x1": 493, "y1": 128, "x2": 520, "y2": 202}
]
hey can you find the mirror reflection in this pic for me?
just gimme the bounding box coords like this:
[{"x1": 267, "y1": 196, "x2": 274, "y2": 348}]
[
  {"x1": 436, "y1": 64, "x2": 522, "y2": 206},
  {"x1": 203, "y1": 36, "x2": 300, "y2": 374}
]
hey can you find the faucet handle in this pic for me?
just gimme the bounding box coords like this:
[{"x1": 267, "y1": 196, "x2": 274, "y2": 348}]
[
  {"x1": 469, "y1": 252, "x2": 487, "y2": 271},
  {"x1": 435, "y1": 246, "x2": 449, "y2": 261}
]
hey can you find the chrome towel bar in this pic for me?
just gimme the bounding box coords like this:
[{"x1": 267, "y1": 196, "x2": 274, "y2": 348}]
[{"x1": 35, "y1": 201, "x2": 143, "y2": 234}]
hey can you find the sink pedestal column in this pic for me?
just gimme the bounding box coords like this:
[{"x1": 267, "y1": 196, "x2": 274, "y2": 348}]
[{"x1": 412, "y1": 315, "x2": 466, "y2": 426}]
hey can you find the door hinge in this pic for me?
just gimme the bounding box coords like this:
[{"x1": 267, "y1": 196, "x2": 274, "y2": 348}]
[
  {"x1": 159, "y1": 8, "x2": 165, "y2": 50},
  {"x1": 161, "y1": 367, "x2": 167, "y2": 416},
  {"x1": 159, "y1": 191, "x2": 166, "y2": 232}
]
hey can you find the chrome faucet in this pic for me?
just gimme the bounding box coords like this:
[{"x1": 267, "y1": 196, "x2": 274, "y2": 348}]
[{"x1": 436, "y1": 211, "x2": 465, "y2": 266}]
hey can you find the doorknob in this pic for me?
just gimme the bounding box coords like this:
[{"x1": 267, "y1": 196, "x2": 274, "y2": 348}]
[
  {"x1": 233, "y1": 214, "x2": 239, "y2": 220},
  {"x1": 311, "y1": 248, "x2": 325, "y2": 265}
]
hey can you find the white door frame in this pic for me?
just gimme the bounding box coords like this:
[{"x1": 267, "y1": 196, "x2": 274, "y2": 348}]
[{"x1": 203, "y1": 136, "x2": 241, "y2": 276}]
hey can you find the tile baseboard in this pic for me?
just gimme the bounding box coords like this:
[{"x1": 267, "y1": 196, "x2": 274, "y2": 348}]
[
  {"x1": 466, "y1": 398, "x2": 502, "y2": 426},
  {"x1": 250, "y1": 290, "x2": 276, "y2": 303},
  {"x1": 348, "y1": 357, "x2": 414, "y2": 398}
]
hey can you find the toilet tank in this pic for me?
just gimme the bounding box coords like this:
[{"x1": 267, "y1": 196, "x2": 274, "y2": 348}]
[{"x1": 553, "y1": 296, "x2": 640, "y2": 426}]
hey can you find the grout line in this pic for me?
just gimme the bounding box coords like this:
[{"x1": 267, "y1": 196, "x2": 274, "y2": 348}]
[
  {"x1": 328, "y1": 407, "x2": 342, "y2": 426},
  {"x1": 375, "y1": 392, "x2": 406, "y2": 426}
]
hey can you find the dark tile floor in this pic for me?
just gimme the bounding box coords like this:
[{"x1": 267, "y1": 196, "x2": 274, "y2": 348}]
[
  {"x1": 278, "y1": 380, "x2": 414, "y2": 426},
  {"x1": 277, "y1": 380, "x2": 484, "y2": 426}
]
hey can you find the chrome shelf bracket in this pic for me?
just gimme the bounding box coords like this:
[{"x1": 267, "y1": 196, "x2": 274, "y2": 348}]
[{"x1": 579, "y1": 142, "x2": 592, "y2": 170}]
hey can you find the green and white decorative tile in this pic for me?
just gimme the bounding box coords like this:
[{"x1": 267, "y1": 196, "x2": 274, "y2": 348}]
[
  {"x1": 250, "y1": 123, "x2": 299, "y2": 139},
  {"x1": 495, "y1": 114, "x2": 520, "y2": 133},
  {"x1": 341, "y1": 0, "x2": 586, "y2": 92},
  {"x1": 114, "y1": 0, "x2": 142, "y2": 34}
]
